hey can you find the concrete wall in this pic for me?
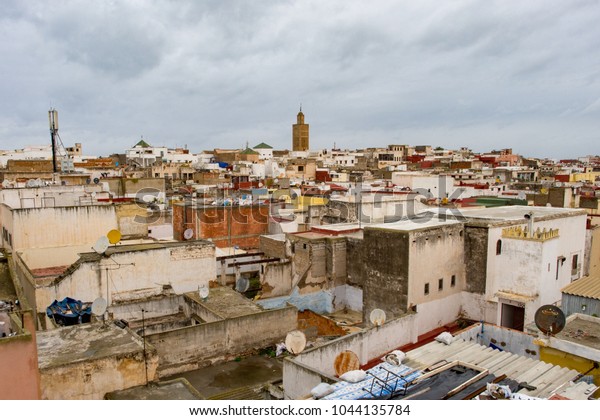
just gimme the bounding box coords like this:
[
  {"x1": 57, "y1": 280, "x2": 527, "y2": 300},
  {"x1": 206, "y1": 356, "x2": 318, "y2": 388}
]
[
  {"x1": 457, "y1": 322, "x2": 539, "y2": 359},
  {"x1": 146, "y1": 305, "x2": 297, "y2": 376},
  {"x1": 0, "y1": 310, "x2": 40, "y2": 399},
  {"x1": 10, "y1": 205, "x2": 118, "y2": 250},
  {"x1": 110, "y1": 295, "x2": 185, "y2": 323},
  {"x1": 333, "y1": 284, "x2": 363, "y2": 312},
  {"x1": 407, "y1": 224, "x2": 465, "y2": 309},
  {"x1": 40, "y1": 348, "x2": 158, "y2": 400},
  {"x1": 115, "y1": 203, "x2": 148, "y2": 238},
  {"x1": 361, "y1": 228, "x2": 410, "y2": 322},
  {"x1": 35, "y1": 243, "x2": 216, "y2": 324},
  {"x1": 261, "y1": 261, "x2": 293, "y2": 298},
  {"x1": 283, "y1": 313, "x2": 418, "y2": 399},
  {"x1": 464, "y1": 226, "x2": 488, "y2": 294}
]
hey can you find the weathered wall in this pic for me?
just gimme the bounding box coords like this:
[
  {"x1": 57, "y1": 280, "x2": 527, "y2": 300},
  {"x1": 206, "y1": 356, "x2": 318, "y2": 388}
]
[
  {"x1": 345, "y1": 237, "x2": 365, "y2": 287},
  {"x1": 110, "y1": 295, "x2": 184, "y2": 323},
  {"x1": 11, "y1": 205, "x2": 118, "y2": 250},
  {"x1": 0, "y1": 313, "x2": 40, "y2": 399},
  {"x1": 115, "y1": 203, "x2": 148, "y2": 238},
  {"x1": 361, "y1": 228, "x2": 409, "y2": 322},
  {"x1": 173, "y1": 204, "x2": 269, "y2": 249},
  {"x1": 35, "y1": 243, "x2": 216, "y2": 323},
  {"x1": 407, "y1": 223, "x2": 465, "y2": 308},
  {"x1": 333, "y1": 284, "x2": 363, "y2": 312},
  {"x1": 40, "y1": 349, "x2": 158, "y2": 399},
  {"x1": 464, "y1": 226, "x2": 488, "y2": 294},
  {"x1": 261, "y1": 261, "x2": 293, "y2": 298},
  {"x1": 258, "y1": 287, "x2": 335, "y2": 314},
  {"x1": 457, "y1": 323, "x2": 539, "y2": 359},
  {"x1": 260, "y1": 235, "x2": 288, "y2": 259},
  {"x1": 146, "y1": 306, "x2": 297, "y2": 376},
  {"x1": 283, "y1": 313, "x2": 417, "y2": 399}
]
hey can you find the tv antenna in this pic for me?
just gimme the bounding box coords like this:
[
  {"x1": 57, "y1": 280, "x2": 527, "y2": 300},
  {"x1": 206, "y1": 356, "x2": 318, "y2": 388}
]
[
  {"x1": 369, "y1": 308, "x2": 386, "y2": 327},
  {"x1": 198, "y1": 285, "x2": 209, "y2": 301},
  {"x1": 92, "y1": 236, "x2": 110, "y2": 255},
  {"x1": 107, "y1": 229, "x2": 122, "y2": 245},
  {"x1": 235, "y1": 277, "x2": 250, "y2": 293},
  {"x1": 285, "y1": 330, "x2": 307, "y2": 355},
  {"x1": 334, "y1": 350, "x2": 360, "y2": 377},
  {"x1": 91, "y1": 297, "x2": 108, "y2": 324},
  {"x1": 534, "y1": 305, "x2": 566, "y2": 336}
]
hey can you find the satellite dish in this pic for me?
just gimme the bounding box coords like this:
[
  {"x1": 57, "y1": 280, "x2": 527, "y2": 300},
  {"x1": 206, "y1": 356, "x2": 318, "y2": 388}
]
[
  {"x1": 198, "y1": 285, "x2": 209, "y2": 300},
  {"x1": 235, "y1": 277, "x2": 249, "y2": 293},
  {"x1": 93, "y1": 236, "x2": 110, "y2": 254},
  {"x1": 285, "y1": 330, "x2": 307, "y2": 355},
  {"x1": 369, "y1": 308, "x2": 386, "y2": 327},
  {"x1": 107, "y1": 229, "x2": 122, "y2": 245},
  {"x1": 535, "y1": 305, "x2": 566, "y2": 335},
  {"x1": 91, "y1": 297, "x2": 107, "y2": 317},
  {"x1": 93, "y1": 178, "x2": 100, "y2": 184},
  {"x1": 334, "y1": 350, "x2": 360, "y2": 377},
  {"x1": 183, "y1": 228, "x2": 194, "y2": 240}
]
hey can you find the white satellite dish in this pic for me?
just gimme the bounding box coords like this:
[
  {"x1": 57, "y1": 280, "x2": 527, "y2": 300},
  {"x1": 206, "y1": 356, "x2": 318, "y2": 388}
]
[
  {"x1": 235, "y1": 277, "x2": 249, "y2": 293},
  {"x1": 91, "y1": 297, "x2": 107, "y2": 317},
  {"x1": 370, "y1": 308, "x2": 386, "y2": 327},
  {"x1": 285, "y1": 330, "x2": 307, "y2": 355},
  {"x1": 198, "y1": 285, "x2": 209, "y2": 300},
  {"x1": 93, "y1": 236, "x2": 110, "y2": 254},
  {"x1": 183, "y1": 228, "x2": 194, "y2": 240}
]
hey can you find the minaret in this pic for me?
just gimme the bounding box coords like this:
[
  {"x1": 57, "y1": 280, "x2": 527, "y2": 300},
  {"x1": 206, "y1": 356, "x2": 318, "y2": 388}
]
[{"x1": 292, "y1": 106, "x2": 309, "y2": 151}]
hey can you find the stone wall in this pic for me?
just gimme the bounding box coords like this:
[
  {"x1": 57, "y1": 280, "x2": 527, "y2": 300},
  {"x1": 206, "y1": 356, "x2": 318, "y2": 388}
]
[
  {"x1": 360, "y1": 228, "x2": 410, "y2": 322},
  {"x1": 464, "y1": 225, "x2": 488, "y2": 294},
  {"x1": 146, "y1": 305, "x2": 297, "y2": 376}
]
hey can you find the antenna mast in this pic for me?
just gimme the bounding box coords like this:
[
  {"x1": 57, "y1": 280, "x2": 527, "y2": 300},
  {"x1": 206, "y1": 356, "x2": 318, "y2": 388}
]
[{"x1": 48, "y1": 108, "x2": 59, "y2": 173}]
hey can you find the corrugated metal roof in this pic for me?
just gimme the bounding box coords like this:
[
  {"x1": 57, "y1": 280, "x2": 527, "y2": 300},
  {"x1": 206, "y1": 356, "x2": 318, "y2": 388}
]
[
  {"x1": 403, "y1": 339, "x2": 581, "y2": 399},
  {"x1": 561, "y1": 274, "x2": 600, "y2": 299}
]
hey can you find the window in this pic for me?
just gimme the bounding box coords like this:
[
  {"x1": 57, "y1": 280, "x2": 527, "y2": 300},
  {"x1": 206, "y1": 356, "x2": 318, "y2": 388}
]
[
  {"x1": 572, "y1": 254, "x2": 579, "y2": 275},
  {"x1": 438, "y1": 278, "x2": 443, "y2": 291},
  {"x1": 424, "y1": 283, "x2": 430, "y2": 295},
  {"x1": 451, "y1": 275, "x2": 456, "y2": 287},
  {"x1": 496, "y1": 239, "x2": 502, "y2": 255}
]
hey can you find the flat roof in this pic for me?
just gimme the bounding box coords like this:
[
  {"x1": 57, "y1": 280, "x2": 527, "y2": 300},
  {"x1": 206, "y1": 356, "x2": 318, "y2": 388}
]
[
  {"x1": 555, "y1": 316, "x2": 600, "y2": 351},
  {"x1": 106, "y1": 378, "x2": 204, "y2": 400},
  {"x1": 368, "y1": 217, "x2": 462, "y2": 232},
  {"x1": 421, "y1": 205, "x2": 587, "y2": 224},
  {"x1": 561, "y1": 274, "x2": 600, "y2": 299},
  {"x1": 37, "y1": 323, "x2": 146, "y2": 370},
  {"x1": 187, "y1": 287, "x2": 263, "y2": 319}
]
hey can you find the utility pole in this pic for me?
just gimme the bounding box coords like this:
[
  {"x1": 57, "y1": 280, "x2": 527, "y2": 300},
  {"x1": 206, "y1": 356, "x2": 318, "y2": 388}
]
[{"x1": 48, "y1": 109, "x2": 59, "y2": 173}]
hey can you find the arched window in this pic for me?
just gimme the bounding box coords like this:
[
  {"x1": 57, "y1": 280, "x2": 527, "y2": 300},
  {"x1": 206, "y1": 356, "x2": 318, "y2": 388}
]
[{"x1": 496, "y1": 239, "x2": 502, "y2": 255}]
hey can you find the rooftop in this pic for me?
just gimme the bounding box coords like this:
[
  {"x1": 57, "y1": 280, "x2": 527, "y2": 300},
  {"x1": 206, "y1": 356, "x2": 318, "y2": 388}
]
[
  {"x1": 431, "y1": 205, "x2": 586, "y2": 223},
  {"x1": 37, "y1": 322, "x2": 147, "y2": 370},
  {"x1": 562, "y1": 274, "x2": 600, "y2": 299},
  {"x1": 402, "y1": 338, "x2": 581, "y2": 399},
  {"x1": 105, "y1": 378, "x2": 203, "y2": 400},
  {"x1": 369, "y1": 217, "x2": 462, "y2": 232},
  {"x1": 187, "y1": 286, "x2": 263, "y2": 319},
  {"x1": 554, "y1": 315, "x2": 600, "y2": 352},
  {"x1": 253, "y1": 142, "x2": 273, "y2": 150}
]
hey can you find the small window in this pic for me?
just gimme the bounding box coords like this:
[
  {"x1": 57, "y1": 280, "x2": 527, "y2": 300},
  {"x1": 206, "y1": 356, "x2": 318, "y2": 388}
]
[
  {"x1": 424, "y1": 283, "x2": 430, "y2": 295},
  {"x1": 303, "y1": 243, "x2": 307, "y2": 250},
  {"x1": 451, "y1": 275, "x2": 456, "y2": 287},
  {"x1": 572, "y1": 254, "x2": 578, "y2": 270},
  {"x1": 438, "y1": 278, "x2": 443, "y2": 291},
  {"x1": 496, "y1": 239, "x2": 502, "y2": 255}
]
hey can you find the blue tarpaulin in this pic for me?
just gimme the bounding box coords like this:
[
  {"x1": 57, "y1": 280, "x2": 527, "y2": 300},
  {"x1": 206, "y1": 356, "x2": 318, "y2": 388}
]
[{"x1": 46, "y1": 297, "x2": 92, "y2": 326}]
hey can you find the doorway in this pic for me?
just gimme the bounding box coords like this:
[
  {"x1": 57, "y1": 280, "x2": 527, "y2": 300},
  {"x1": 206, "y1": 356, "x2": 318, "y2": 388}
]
[{"x1": 501, "y1": 303, "x2": 525, "y2": 331}]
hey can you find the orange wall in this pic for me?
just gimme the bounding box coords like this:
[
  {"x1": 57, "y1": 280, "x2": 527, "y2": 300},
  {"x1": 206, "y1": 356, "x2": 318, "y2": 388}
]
[{"x1": 0, "y1": 312, "x2": 40, "y2": 399}]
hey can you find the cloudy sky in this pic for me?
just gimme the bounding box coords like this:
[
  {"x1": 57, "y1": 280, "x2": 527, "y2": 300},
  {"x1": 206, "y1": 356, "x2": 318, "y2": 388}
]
[{"x1": 1, "y1": 0, "x2": 599, "y2": 158}]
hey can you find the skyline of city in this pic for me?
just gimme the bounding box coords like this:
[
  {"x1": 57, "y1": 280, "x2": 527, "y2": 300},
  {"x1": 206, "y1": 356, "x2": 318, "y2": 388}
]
[{"x1": 1, "y1": 1, "x2": 599, "y2": 158}]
